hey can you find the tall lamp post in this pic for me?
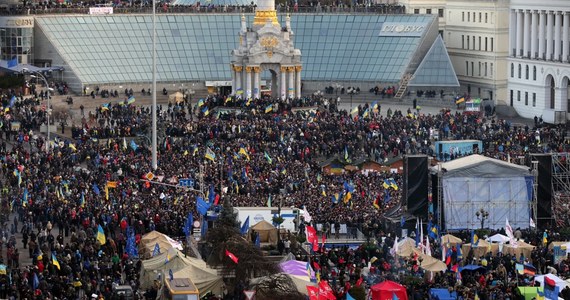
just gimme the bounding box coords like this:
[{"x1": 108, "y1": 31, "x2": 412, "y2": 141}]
[
  {"x1": 26, "y1": 71, "x2": 53, "y2": 153},
  {"x1": 348, "y1": 89, "x2": 356, "y2": 110},
  {"x1": 475, "y1": 208, "x2": 489, "y2": 229},
  {"x1": 151, "y1": 0, "x2": 158, "y2": 170}
]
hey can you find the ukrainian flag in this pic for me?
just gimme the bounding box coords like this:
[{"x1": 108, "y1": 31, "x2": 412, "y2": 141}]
[
  {"x1": 455, "y1": 97, "x2": 465, "y2": 104},
  {"x1": 127, "y1": 96, "x2": 136, "y2": 105},
  {"x1": 363, "y1": 108, "x2": 370, "y2": 118},
  {"x1": 246, "y1": 98, "x2": 252, "y2": 106},
  {"x1": 543, "y1": 232, "x2": 548, "y2": 245},
  {"x1": 372, "y1": 101, "x2": 379, "y2": 113},
  {"x1": 201, "y1": 107, "x2": 210, "y2": 116},
  {"x1": 265, "y1": 104, "x2": 273, "y2": 113},
  {"x1": 264, "y1": 151, "x2": 272, "y2": 164},
  {"x1": 471, "y1": 230, "x2": 479, "y2": 247},
  {"x1": 97, "y1": 224, "x2": 106, "y2": 245},
  {"x1": 205, "y1": 147, "x2": 216, "y2": 162},
  {"x1": 80, "y1": 192, "x2": 85, "y2": 208},
  {"x1": 69, "y1": 143, "x2": 77, "y2": 151},
  {"x1": 52, "y1": 253, "x2": 61, "y2": 270},
  {"x1": 197, "y1": 99, "x2": 205, "y2": 107},
  {"x1": 239, "y1": 147, "x2": 250, "y2": 161}
]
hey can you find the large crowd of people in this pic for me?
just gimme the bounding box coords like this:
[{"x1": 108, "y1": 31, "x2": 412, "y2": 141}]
[{"x1": 0, "y1": 87, "x2": 568, "y2": 299}]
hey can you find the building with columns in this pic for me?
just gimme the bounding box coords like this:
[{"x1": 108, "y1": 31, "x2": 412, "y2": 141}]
[
  {"x1": 230, "y1": 5, "x2": 302, "y2": 99},
  {"x1": 507, "y1": 0, "x2": 570, "y2": 123},
  {"x1": 401, "y1": 0, "x2": 510, "y2": 104}
]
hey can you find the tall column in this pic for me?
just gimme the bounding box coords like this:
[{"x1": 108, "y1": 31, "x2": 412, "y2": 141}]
[
  {"x1": 516, "y1": 10, "x2": 523, "y2": 57},
  {"x1": 253, "y1": 66, "x2": 260, "y2": 99},
  {"x1": 235, "y1": 66, "x2": 243, "y2": 98},
  {"x1": 509, "y1": 9, "x2": 516, "y2": 56},
  {"x1": 287, "y1": 67, "x2": 295, "y2": 99},
  {"x1": 562, "y1": 12, "x2": 570, "y2": 62},
  {"x1": 547, "y1": 11, "x2": 554, "y2": 60},
  {"x1": 555, "y1": 12, "x2": 562, "y2": 61},
  {"x1": 280, "y1": 66, "x2": 287, "y2": 99},
  {"x1": 539, "y1": 11, "x2": 546, "y2": 59},
  {"x1": 245, "y1": 66, "x2": 252, "y2": 99},
  {"x1": 295, "y1": 66, "x2": 302, "y2": 99},
  {"x1": 531, "y1": 11, "x2": 538, "y2": 58},
  {"x1": 230, "y1": 65, "x2": 236, "y2": 95},
  {"x1": 524, "y1": 10, "x2": 531, "y2": 57}
]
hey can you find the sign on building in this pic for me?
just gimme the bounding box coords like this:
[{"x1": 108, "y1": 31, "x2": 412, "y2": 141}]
[{"x1": 378, "y1": 22, "x2": 425, "y2": 37}]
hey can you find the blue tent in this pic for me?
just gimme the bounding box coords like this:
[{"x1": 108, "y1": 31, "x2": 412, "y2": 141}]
[{"x1": 429, "y1": 288, "x2": 457, "y2": 300}]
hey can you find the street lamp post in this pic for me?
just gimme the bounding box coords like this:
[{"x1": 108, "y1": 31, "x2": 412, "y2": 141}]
[
  {"x1": 28, "y1": 72, "x2": 53, "y2": 153},
  {"x1": 475, "y1": 208, "x2": 489, "y2": 229}
]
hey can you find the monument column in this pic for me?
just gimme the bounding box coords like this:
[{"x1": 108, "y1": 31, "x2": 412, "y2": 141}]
[
  {"x1": 253, "y1": 66, "x2": 261, "y2": 99},
  {"x1": 516, "y1": 10, "x2": 523, "y2": 57},
  {"x1": 547, "y1": 11, "x2": 554, "y2": 60},
  {"x1": 245, "y1": 66, "x2": 253, "y2": 99},
  {"x1": 524, "y1": 10, "x2": 531, "y2": 57},
  {"x1": 555, "y1": 12, "x2": 562, "y2": 61},
  {"x1": 531, "y1": 11, "x2": 538, "y2": 58},
  {"x1": 539, "y1": 10, "x2": 546, "y2": 59},
  {"x1": 231, "y1": 64, "x2": 236, "y2": 95},
  {"x1": 235, "y1": 66, "x2": 243, "y2": 98},
  {"x1": 295, "y1": 66, "x2": 302, "y2": 99},
  {"x1": 280, "y1": 66, "x2": 287, "y2": 99},
  {"x1": 287, "y1": 67, "x2": 295, "y2": 98},
  {"x1": 564, "y1": 12, "x2": 569, "y2": 62}
]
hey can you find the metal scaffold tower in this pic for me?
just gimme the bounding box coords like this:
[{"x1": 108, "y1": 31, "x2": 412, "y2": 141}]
[{"x1": 551, "y1": 153, "x2": 570, "y2": 226}]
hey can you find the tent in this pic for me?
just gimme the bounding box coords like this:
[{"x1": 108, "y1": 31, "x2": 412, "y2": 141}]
[
  {"x1": 441, "y1": 234, "x2": 462, "y2": 246},
  {"x1": 173, "y1": 257, "x2": 224, "y2": 297},
  {"x1": 419, "y1": 254, "x2": 447, "y2": 272},
  {"x1": 395, "y1": 238, "x2": 446, "y2": 272},
  {"x1": 396, "y1": 238, "x2": 417, "y2": 257},
  {"x1": 140, "y1": 249, "x2": 193, "y2": 289},
  {"x1": 169, "y1": 91, "x2": 184, "y2": 104},
  {"x1": 141, "y1": 231, "x2": 165, "y2": 244},
  {"x1": 504, "y1": 240, "x2": 535, "y2": 258},
  {"x1": 248, "y1": 220, "x2": 278, "y2": 244},
  {"x1": 487, "y1": 234, "x2": 510, "y2": 243},
  {"x1": 434, "y1": 154, "x2": 532, "y2": 230},
  {"x1": 548, "y1": 241, "x2": 570, "y2": 252},
  {"x1": 279, "y1": 260, "x2": 314, "y2": 279},
  {"x1": 461, "y1": 240, "x2": 499, "y2": 258},
  {"x1": 140, "y1": 231, "x2": 184, "y2": 258},
  {"x1": 429, "y1": 288, "x2": 457, "y2": 300},
  {"x1": 370, "y1": 280, "x2": 408, "y2": 300},
  {"x1": 534, "y1": 274, "x2": 569, "y2": 289}
]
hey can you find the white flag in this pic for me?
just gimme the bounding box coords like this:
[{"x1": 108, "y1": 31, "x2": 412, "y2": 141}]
[
  {"x1": 303, "y1": 206, "x2": 312, "y2": 223},
  {"x1": 425, "y1": 236, "x2": 432, "y2": 256},
  {"x1": 529, "y1": 217, "x2": 536, "y2": 228},
  {"x1": 506, "y1": 218, "x2": 518, "y2": 248},
  {"x1": 390, "y1": 236, "x2": 399, "y2": 256}
]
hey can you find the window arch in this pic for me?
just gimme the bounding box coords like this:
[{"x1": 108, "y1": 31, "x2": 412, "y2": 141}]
[
  {"x1": 525, "y1": 65, "x2": 529, "y2": 79},
  {"x1": 518, "y1": 64, "x2": 522, "y2": 79},
  {"x1": 511, "y1": 63, "x2": 514, "y2": 78},
  {"x1": 533, "y1": 66, "x2": 537, "y2": 81}
]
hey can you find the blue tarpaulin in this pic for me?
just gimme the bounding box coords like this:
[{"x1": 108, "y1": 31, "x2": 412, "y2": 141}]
[{"x1": 429, "y1": 288, "x2": 457, "y2": 300}]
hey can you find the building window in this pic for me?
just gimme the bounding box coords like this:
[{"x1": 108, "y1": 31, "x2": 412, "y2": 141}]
[
  {"x1": 518, "y1": 64, "x2": 521, "y2": 78},
  {"x1": 479, "y1": 12, "x2": 482, "y2": 22},
  {"x1": 468, "y1": 12, "x2": 470, "y2": 22},
  {"x1": 485, "y1": 62, "x2": 488, "y2": 77},
  {"x1": 517, "y1": 90, "x2": 521, "y2": 101},
  {"x1": 473, "y1": 12, "x2": 476, "y2": 22},
  {"x1": 491, "y1": 63, "x2": 494, "y2": 76},
  {"x1": 478, "y1": 62, "x2": 482, "y2": 76},
  {"x1": 479, "y1": 36, "x2": 481, "y2": 50},
  {"x1": 438, "y1": 9, "x2": 444, "y2": 18},
  {"x1": 491, "y1": 38, "x2": 494, "y2": 51},
  {"x1": 472, "y1": 36, "x2": 475, "y2": 50},
  {"x1": 525, "y1": 92, "x2": 528, "y2": 105},
  {"x1": 525, "y1": 65, "x2": 529, "y2": 79},
  {"x1": 414, "y1": 9, "x2": 420, "y2": 14},
  {"x1": 471, "y1": 62, "x2": 474, "y2": 76},
  {"x1": 510, "y1": 90, "x2": 514, "y2": 105},
  {"x1": 466, "y1": 61, "x2": 469, "y2": 76},
  {"x1": 426, "y1": 8, "x2": 432, "y2": 14},
  {"x1": 533, "y1": 66, "x2": 537, "y2": 80},
  {"x1": 511, "y1": 63, "x2": 514, "y2": 77},
  {"x1": 467, "y1": 35, "x2": 470, "y2": 49},
  {"x1": 485, "y1": 37, "x2": 488, "y2": 51},
  {"x1": 462, "y1": 35, "x2": 465, "y2": 49},
  {"x1": 485, "y1": 13, "x2": 488, "y2": 23},
  {"x1": 533, "y1": 93, "x2": 536, "y2": 107},
  {"x1": 462, "y1": 12, "x2": 465, "y2": 21}
]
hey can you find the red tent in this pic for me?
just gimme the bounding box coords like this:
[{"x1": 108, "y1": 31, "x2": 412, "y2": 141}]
[{"x1": 370, "y1": 280, "x2": 408, "y2": 300}]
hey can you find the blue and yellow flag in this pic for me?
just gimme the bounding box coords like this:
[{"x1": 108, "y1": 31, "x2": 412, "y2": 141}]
[
  {"x1": 471, "y1": 230, "x2": 479, "y2": 247},
  {"x1": 127, "y1": 96, "x2": 136, "y2": 105},
  {"x1": 239, "y1": 146, "x2": 250, "y2": 161},
  {"x1": 205, "y1": 147, "x2": 216, "y2": 162},
  {"x1": 265, "y1": 104, "x2": 273, "y2": 113},
  {"x1": 264, "y1": 151, "x2": 272, "y2": 164},
  {"x1": 97, "y1": 225, "x2": 106, "y2": 245},
  {"x1": 52, "y1": 253, "x2": 60, "y2": 270},
  {"x1": 543, "y1": 231, "x2": 548, "y2": 245}
]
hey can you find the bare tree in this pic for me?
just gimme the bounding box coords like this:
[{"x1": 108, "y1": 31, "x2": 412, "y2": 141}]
[{"x1": 252, "y1": 273, "x2": 306, "y2": 300}]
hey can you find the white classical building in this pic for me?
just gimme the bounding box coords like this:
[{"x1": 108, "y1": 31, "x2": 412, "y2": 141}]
[
  {"x1": 507, "y1": 0, "x2": 570, "y2": 123},
  {"x1": 400, "y1": 0, "x2": 509, "y2": 104}
]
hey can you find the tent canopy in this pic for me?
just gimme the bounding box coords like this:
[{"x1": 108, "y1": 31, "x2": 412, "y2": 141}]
[
  {"x1": 173, "y1": 258, "x2": 224, "y2": 298},
  {"x1": 534, "y1": 274, "x2": 569, "y2": 289},
  {"x1": 441, "y1": 234, "x2": 462, "y2": 245},
  {"x1": 140, "y1": 249, "x2": 193, "y2": 289},
  {"x1": 280, "y1": 260, "x2": 314, "y2": 278},
  {"x1": 487, "y1": 234, "x2": 510, "y2": 243},
  {"x1": 169, "y1": 91, "x2": 184, "y2": 104},
  {"x1": 371, "y1": 280, "x2": 408, "y2": 300},
  {"x1": 249, "y1": 220, "x2": 278, "y2": 244},
  {"x1": 430, "y1": 288, "x2": 457, "y2": 300},
  {"x1": 139, "y1": 231, "x2": 183, "y2": 258},
  {"x1": 437, "y1": 154, "x2": 531, "y2": 178}
]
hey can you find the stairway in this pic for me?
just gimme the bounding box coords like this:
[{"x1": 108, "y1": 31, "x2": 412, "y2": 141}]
[{"x1": 394, "y1": 73, "x2": 413, "y2": 99}]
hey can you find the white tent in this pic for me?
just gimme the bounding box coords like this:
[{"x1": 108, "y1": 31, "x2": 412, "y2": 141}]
[
  {"x1": 535, "y1": 274, "x2": 569, "y2": 289},
  {"x1": 173, "y1": 258, "x2": 224, "y2": 297},
  {"x1": 487, "y1": 234, "x2": 510, "y2": 243},
  {"x1": 140, "y1": 249, "x2": 193, "y2": 289}
]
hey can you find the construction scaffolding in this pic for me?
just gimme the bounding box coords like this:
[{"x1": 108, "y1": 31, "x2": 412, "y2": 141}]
[{"x1": 551, "y1": 153, "x2": 570, "y2": 227}]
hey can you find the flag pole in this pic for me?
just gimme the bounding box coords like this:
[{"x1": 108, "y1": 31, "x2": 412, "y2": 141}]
[{"x1": 151, "y1": 0, "x2": 158, "y2": 170}]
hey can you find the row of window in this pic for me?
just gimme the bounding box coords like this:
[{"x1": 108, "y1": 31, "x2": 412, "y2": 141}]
[
  {"x1": 462, "y1": 11, "x2": 490, "y2": 23},
  {"x1": 510, "y1": 90, "x2": 537, "y2": 107},
  {"x1": 461, "y1": 35, "x2": 494, "y2": 52},
  {"x1": 510, "y1": 63, "x2": 538, "y2": 81},
  {"x1": 465, "y1": 61, "x2": 494, "y2": 78},
  {"x1": 413, "y1": 8, "x2": 444, "y2": 18}
]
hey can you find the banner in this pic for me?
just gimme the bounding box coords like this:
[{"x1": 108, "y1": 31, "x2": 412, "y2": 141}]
[{"x1": 89, "y1": 7, "x2": 113, "y2": 15}]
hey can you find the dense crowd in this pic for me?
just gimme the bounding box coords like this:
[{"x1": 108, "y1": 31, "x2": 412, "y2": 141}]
[{"x1": 0, "y1": 88, "x2": 568, "y2": 299}]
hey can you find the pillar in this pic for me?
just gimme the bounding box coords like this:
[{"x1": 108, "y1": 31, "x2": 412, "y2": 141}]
[
  {"x1": 231, "y1": 65, "x2": 236, "y2": 95},
  {"x1": 235, "y1": 66, "x2": 243, "y2": 98},
  {"x1": 555, "y1": 12, "x2": 562, "y2": 61},
  {"x1": 547, "y1": 11, "x2": 554, "y2": 60},
  {"x1": 287, "y1": 67, "x2": 295, "y2": 99},
  {"x1": 539, "y1": 11, "x2": 546, "y2": 59},
  {"x1": 253, "y1": 66, "x2": 261, "y2": 99},
  {"x1": 295, "y1": 66, "x2": 302, "y2": 99},
  {"x1": 280, "y1": 66, "x2": 287, "y2": 99},
  {"x1": 516, "y1": 10, "x2": 523, "y2": 57},
  {"x1": 531, "y1": 11, "x2": 538, "y2": 58},
  {"x1": 509, "y1": 9, "x2": 516, "y2": 56},
  {"x1": 562, "y1": 12, "x2": 570, "y2": 62},
  {"x1": 245, "y1": 66, "x2": 252, "y2": 99},
  {"x1": 524, "y1": 10, "x2": 531, "y2": 57}
]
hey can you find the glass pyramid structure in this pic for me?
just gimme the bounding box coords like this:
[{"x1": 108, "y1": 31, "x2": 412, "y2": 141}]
[{"x1": 409, "y1": 35, "x2": 459, "y2": 87}]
